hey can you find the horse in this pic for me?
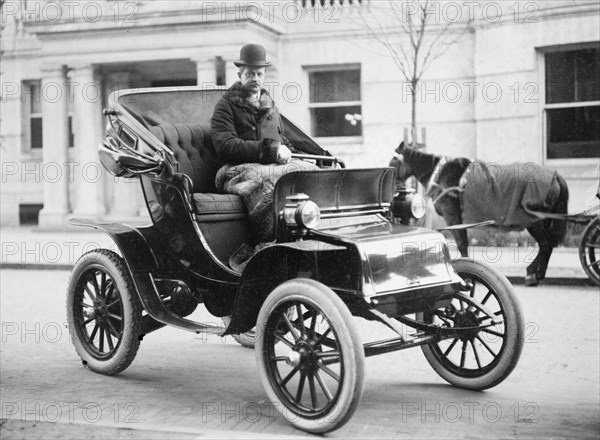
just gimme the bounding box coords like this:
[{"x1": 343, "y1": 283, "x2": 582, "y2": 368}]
[{"x1": 390, "y1": 142, "x2": 569, "y2": 286}]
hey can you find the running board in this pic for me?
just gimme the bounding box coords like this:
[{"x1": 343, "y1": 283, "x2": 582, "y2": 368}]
[{"x1": 133, "y1": 272, "x2": 225, "y2": 336}]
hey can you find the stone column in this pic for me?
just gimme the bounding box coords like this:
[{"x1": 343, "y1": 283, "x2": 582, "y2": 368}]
[
  {"x1": 71, "y1": 64, "x2": 103, "y2": 219},
  {"x1": 194, "y1": 57, "x2": 216, "y2": 88},
  {"x1": 104, "y1": 71, "x2": 143, "y2": 221},
  {"x1": 38, "y1": 64, "x2": 70, "y2": 228}
]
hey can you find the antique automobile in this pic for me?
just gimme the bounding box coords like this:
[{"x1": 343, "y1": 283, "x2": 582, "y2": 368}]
[{"x1": 66, "y1": 86, "x2": 524, "y2": 434}]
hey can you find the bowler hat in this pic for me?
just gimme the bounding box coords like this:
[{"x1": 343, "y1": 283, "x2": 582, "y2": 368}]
[{"x1": 234, "y1": 44, "x2": 271, "y2": 67}]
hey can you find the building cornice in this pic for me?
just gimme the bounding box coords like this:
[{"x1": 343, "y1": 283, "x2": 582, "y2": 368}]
[{"x1": 22, "y1": 4, "x2": 285, "y2": 38}]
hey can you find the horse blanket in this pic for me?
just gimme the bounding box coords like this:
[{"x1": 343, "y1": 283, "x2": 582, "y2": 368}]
[
  {"x1": 215, "y1": 160, "x2": 319, "y2": 243},
  {"x1": 461, "y1": 162, "x2": 559, "y2": 227}
]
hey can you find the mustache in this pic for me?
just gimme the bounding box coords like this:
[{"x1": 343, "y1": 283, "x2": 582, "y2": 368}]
[{"x1": 242, "y1": 82, "x2": 261, "y2": 91}]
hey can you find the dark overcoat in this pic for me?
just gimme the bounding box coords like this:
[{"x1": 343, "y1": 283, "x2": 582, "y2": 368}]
[{"x1": 211, "y1": 82, "x2": 290, "y2": 165}]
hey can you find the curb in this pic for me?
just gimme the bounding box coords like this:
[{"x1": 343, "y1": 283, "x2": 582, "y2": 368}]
[
  {"x1": 0, "y1": 263, "x2": 594, "y2": 286},
  {"x1": 1, "y1": 263, "x2": 75, "y2": 271},
  {"x1": 506, "y1": 275, "x2": 593, "y2": 287}
]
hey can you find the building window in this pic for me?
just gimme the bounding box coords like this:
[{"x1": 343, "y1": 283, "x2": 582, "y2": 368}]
[
  {"x1": 308, "y1": 67, "x2": 362, "y2": 137},
  {"x1": 545, "y1": 47, "x2": 600, "y2": 159},
  {"x1": 19, "y1": 204, "x2": 43, "y2": 225},
  {"x1": 22, "y1": 80, "x2": 74, "y2": 151},
  {"x1": 216, "y1": 57, "x2": 226, "y2": 86}
]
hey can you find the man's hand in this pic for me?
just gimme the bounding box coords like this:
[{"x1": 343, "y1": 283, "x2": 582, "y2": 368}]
[{"x1": 276, "y1": 144, "x2": 292, "y2": 164}]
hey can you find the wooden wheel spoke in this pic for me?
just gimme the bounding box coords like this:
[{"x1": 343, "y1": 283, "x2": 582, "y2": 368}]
[
  {"x1": 295, "y1": 304, "x2": 306, "y2": 338},
  {"x1": 270, "y1": 355, "x2": 287, "y2": 363},
  {"x1": 317, "y1": 361, "x2": 340, "y2": 382},
  {"x1": 84, "y1": 285, "x2": 96, "y2": 302},
  {"x1": 89, "y1": 323, "x2": 99, "y2": 342},
  {"x1": 470, "y1": 340, "x2": 482, "y2": 369},
  {"x1": 443, "y1": 338, "x2": 459, "y2": 356},
  {"x1": 315, "y1": 327, "x2": 332, "y2": 347},
  {"x1": 295, "y1": 373, "x2": 306, "y2": 403},
  {"x1": 309, "y1": 309, "x2": 317, "y2": 337},
  {"x1": 82, "y1": 316, "x2": 95, "y2": 326},
  {"x1": 476, "y1": 334, "x2": 498, "y2": 357},
  {"x1": 308, "y1": 374, "x2": 318, "y2": 409},
  {"x1": 80, "y1": 302, "x2": 93, "y2": 308},
  {"x1": 106, "y1": 329, "x2": 114, "y2": 350},
  {"x1": 588, "y1": 260, "x2": 600, "y2": 268},
  {"x1": 99, "y1": 328, "x2": 105, "y2": 352},
  {"x1": 107, "y1": 298, "x2": 121, "y2": 309},
  {"x1": 280, "y1": 365, "x2": 299, "y2": 387},
  {"x1": 104, "y1": 283, "x2": 115, "y2": 303},
  {"x1": 107, "y1": 313, "x2": 122, "y2": 321},
  {"x1": 274, "y1": 332, "x2": 294, "y2": 348},
  {"x1": 314, "y1": 371, "x2": 333, "y2": 402},
  {"x1": 107, "y1": 319, "x2": 121, "y2": 338},
  {"x1": 91, "y1": 273, "x2": 101, "y2": 299},
  {"x1": 480, "y1": 290, "x2": 493, "y2": 306},
  {"x1": 100, "y1": 272, "x2": 107, "y2": 297},
  {"x1": 480, "y1": 327, "x2": 504, "y2": 338},
  {"x1": 316, "y1": 350, "x2": 340, "y2": 359},
  {"x1": 282, "y1": 311, "x2": 300, "y2": 342},
  {"x1": 460, "y1": 340, "x2": 467, "y2": 368}
]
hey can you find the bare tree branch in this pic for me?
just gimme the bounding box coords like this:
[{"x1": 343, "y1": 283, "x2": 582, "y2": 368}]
[{"x1": 357, "y1": 0, "x2": 469, "y2": 144}]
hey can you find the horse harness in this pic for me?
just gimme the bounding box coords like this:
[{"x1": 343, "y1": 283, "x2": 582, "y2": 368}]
[{"x1": 427, "y1": 157, "x2": 472, "y2": 207}]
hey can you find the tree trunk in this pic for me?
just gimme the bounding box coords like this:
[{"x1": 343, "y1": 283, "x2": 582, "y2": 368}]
[{"x1": 411, "y1": 80, "x2": 417, "y2": 147}]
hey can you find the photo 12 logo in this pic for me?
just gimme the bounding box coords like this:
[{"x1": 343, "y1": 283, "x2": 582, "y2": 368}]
[
  {"x1": 397, "y1": 2, "x2": 539, "y2": 24},
  {"x1": 400, "y1": 401, "x2": 539, "y2": 423},
  {"x1": 1, "y1": 401, "x2": 139, "y2": 424},
  {"x1": 0, "y1": 1, "x2": 140, "y2": 25}
]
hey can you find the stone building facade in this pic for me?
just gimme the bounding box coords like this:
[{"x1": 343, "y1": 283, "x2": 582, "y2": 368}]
[{"x1": 1, "y1": 0, "x2": 598, "y2": 228}]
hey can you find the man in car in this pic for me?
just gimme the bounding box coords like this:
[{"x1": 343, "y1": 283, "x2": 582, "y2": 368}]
[
  {"x1": 211, "y1": 43, "x2": 292, "y2": 166},
  {"x1": 211, "y1": 43, "x2": 316, "y2": 270}
]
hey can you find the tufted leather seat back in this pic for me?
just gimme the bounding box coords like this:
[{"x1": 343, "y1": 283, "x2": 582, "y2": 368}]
[{"x1": 149, "y1": 123, "x2": 221, "y2": 193}]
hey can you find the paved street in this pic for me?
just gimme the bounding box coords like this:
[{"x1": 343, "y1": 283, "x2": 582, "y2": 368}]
[{"x1": 1, "y1": 268, "x2": 599, "y2": 439}]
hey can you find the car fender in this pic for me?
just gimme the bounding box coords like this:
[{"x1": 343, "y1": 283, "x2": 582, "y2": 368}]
[
  {"x1": 224, "y1": 240, "x2": 355, "y2": 335},
  {"x1": 69, "y1": 218, "x2": 159, "y2": 274}
]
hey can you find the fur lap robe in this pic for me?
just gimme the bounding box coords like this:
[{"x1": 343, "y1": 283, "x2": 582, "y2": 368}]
[{"x1": 215, "y1": 160, "x2": 319, "y2": 243}]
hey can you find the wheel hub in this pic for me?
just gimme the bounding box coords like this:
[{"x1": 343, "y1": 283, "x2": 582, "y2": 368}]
[
  {"x1": 285, "y1": 350, "x2": 301, "y2": 367},
  {"x1": 92, "y1": 298, "x2": 108, "y2": 321},
  {"x1": 286, "y1": 341, "x2": 319, "y2": 372},
  {"x1": 454, "y1": 309, "x2": 479, "y2": 340},
  {"x1": 83, "y1": 308, "x2": 96, "y2": 320}
]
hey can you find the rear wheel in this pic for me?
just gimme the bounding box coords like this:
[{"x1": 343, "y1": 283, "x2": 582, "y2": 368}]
[
  {"x1": 66, "y1": 249, "x2": 142, "y2": 375},
  {"x1": 221, "y1": 316, "x2": 255, "y2": 348},
  {"x1": 579, "y1": 217, "x2": 600, "y2": 286},
  {"x1": 421, "y1": 259, "x2": 524, "y2": 390},
  {"x1": 256, "y1": 279, "x2": 364, "y2": 434}
]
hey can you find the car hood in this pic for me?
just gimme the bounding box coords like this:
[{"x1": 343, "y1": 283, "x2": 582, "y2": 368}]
[{"x1": 314, "y1": 215, "x2": 461, "y2": 296}]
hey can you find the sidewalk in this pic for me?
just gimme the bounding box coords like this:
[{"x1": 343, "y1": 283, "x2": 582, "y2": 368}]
[
  {"x1": 0, "y1": 418, "x2": 306, "y2": 439},
  {"x1": 0, "y1": 226, "x2": 592, "y2": 285}
]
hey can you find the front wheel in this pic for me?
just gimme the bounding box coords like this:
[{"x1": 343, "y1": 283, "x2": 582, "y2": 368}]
[
  {"x1": 256, "y1": 279, "x2": 365, "y2": 434},
  {"x1": 579, "y1": 217, "x2": 600, "y2": 286},
  {"x1": 421, "y1": 258, "x2": 524, "y2": 390},
  {"x1": 66, "y1": 249, "x2": 142, "y2": 375}
]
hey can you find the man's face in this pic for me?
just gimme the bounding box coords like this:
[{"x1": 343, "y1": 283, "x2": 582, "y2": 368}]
[{"x1": 239, "y1": 66, "x2": 266, "y2": 93}]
